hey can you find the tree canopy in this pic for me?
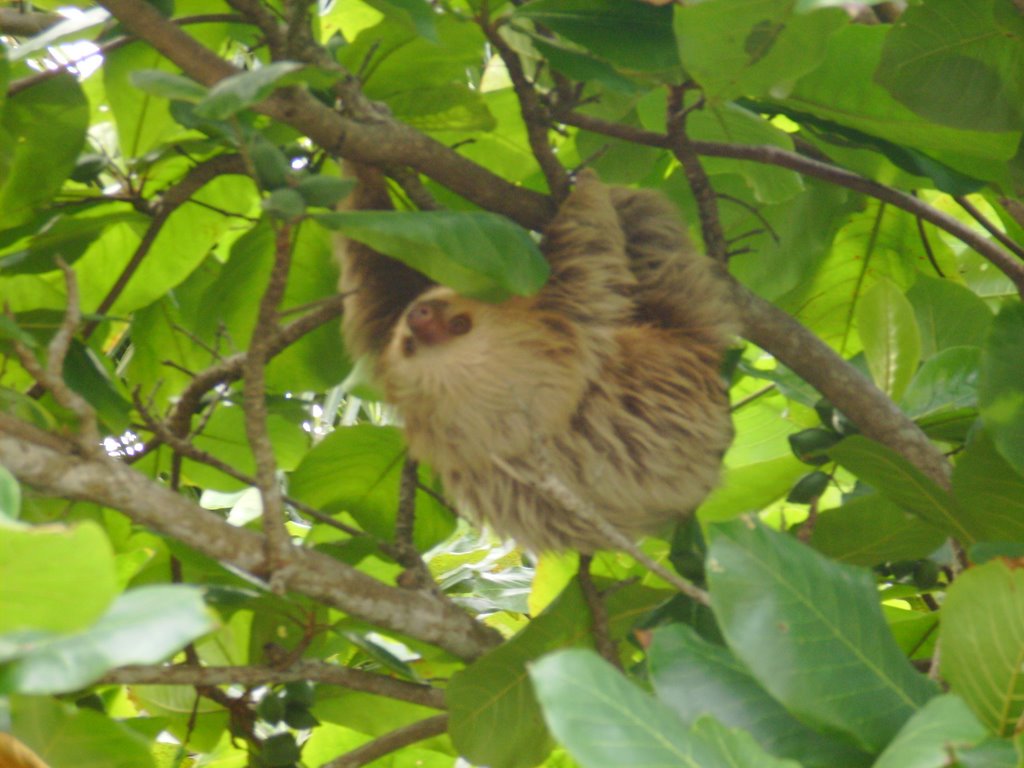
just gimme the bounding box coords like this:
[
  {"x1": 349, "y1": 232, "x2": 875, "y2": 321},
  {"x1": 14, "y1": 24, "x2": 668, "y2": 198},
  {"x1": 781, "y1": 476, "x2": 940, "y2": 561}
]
[{"x1": 1, "y1": 1, "x2": 1024, "y2": 766}]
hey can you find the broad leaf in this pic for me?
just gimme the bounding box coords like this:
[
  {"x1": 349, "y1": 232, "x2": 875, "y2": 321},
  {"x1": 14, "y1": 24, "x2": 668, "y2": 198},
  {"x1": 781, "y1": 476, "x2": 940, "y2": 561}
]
[
  {"x1": 809, "y1": 493, "x2": 946, "y2": 566},
  {"x1": 315, "y1": 210, "x2": 548, "y2": 301},
  {"x1": 877, "y1": 0, "x2": 1024, "y2": 132},
  {"x1": 979, "y1": 303, "x2": 1024, "y2": 476},
  {"x1": 856, "y1": 278, "x2": 921, "y2": 402},
  {"x1": 951, "y1": 430, "x2": 1024, "y2": 544},
  {"x1": 0, "y1": 585, "x2": 214, "y2": 694},
  {"x1": 829, "y1": 436, "x2": 970, "y2": 544},
  {"x1": 906, "y1": 275, "x2": 993, "y2": 359},
  {"x1": 940, "y1": 560, "x2": 1024, "y2": 736},
  {"x1": 531, "y1": 648, "x2": 801, "y2": 768},
  {"x1": 514, "y1": 0, "x2": 679, "y2": 72},
  {"x1": 0, "y1": 73, "x2": 87, "y2": 229},
  {"x1": 194, "y1": 61, "x2": 342, "y2": 119},
  {"x1": 874, "y1": 694, "x2": 989, "y2": 768},
  {"x1": 11, "y1": 695, "x2": 155, "y2": 768},
  {"x1": 674, "y1": 0, "x2": 847, "y2": 103},
  {"x1": 0, "y1": 521, "x2": 117, "y2": 634},
  {"x1": 707, "y1": 518, "x2": 938, "y2": 753},
  {"x1": 649, "y1": 624, "x2": 871, "y2": 767},
  {"x1": 288, "y1": 424, "x2": 454, "y2": 551},
  {"x1": 900, "y1": 346, "x2": 980, "y2": 422}
]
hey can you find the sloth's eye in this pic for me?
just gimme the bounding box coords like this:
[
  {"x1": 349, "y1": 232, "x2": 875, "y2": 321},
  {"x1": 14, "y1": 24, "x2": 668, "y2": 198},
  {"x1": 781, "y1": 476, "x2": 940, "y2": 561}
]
[{"x1": 449, "y1": 314, "x2": 472, "y2": 336}]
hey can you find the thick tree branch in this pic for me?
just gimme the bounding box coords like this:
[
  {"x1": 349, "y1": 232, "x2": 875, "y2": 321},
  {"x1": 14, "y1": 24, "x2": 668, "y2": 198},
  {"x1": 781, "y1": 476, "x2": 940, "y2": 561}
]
[
  {"x1": 0, "y1": 434, "x2": 501, "y2": 660},
  {"x1": 94, "y1": 0, "x2": 556, "y2": 231},
  {"x1": 102, "y1": 662, "x2": 445, "y2": 709}
]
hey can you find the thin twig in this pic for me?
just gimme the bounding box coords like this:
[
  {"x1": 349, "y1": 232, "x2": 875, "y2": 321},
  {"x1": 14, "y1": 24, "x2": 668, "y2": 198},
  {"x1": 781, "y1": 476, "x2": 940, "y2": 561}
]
[
  {"x1": 667, "y1": 85, "x2": 728, "y2": 263},
  {"x1": 577, "y1": 554, "x2": 622, "y2": 671},
  {"x1": 956, "y1": 195, "x2": 1024, "y2": 263},
  {"x1": 12, "y1": 262, "x2": 102, "y2": 453},
  {"x1": 102, "y1": 661, "x2": 445, "y2": 709},
  {"x1": 243, "y1": 223, "x2": 294, "y2": 580},
  {"x1": 324, "y1": 714, "x2": 449, "y2": 768},
  {"x1": 480, "y1": 18, "x2": 570, "y2": 200}
]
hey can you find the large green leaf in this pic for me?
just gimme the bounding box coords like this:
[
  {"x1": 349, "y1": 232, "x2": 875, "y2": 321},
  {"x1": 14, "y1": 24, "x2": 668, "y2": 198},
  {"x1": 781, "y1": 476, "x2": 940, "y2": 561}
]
[
  {"x1": 514, "y1": 0, "x2": 679, "y2": 72},
  {"x1": 183, "y1": 406, "x2": 309, "y2": 493},
  {"x1": 978, "y1": 303, "x2": 1024, "y2": 476},
  {"x1": 900, "y1": 346, "x2": 980, "y2": 423},
  {"x1": 674, "y1": 0, "x2": 847, "y2": 104},
  {"x1": 906, "y1": 275, "x2": 993, "y2": 359},
  {"x1": 940, "y1": 560, "x2": 1024, "y2": 736},
  {"x1": 829, "y1": 435, "x2": 970, "y2": 544},
  {"x1": 0, "y1": 73, "x2": 87, "y2": 230},
  {"x1": 856, "y1": 278, "x2": 921, "y2": 402},
  {"x1": 707, "y1": 518, "x2": 938, "y2": 753},
  {"x1": 787, "y1": 25, "x2": 1017, "y2": 182},
  {"x1": 531, "y1": 648, "x2": 802, "y2": 768},
  {"x1": 11, "y1": 695, "x2": 155, "y2": 768},
  {"x1": 0, "y1": 585, "x2": 214, "y2": 695},
  {"x1": 446, "y1": 580, "x2": 666, "y2": 768},
  {"x1": 874, "y1": 694, "x2": 989, "y2": 768},
  {"x1": 809, "y1": 493, "x2": 946, "y2": 566},
  {"x1": 287, "y1": 424, "x2": 454, "y2": 551},
  {"x1": 0, "y1": 521, "x2": 117, "y2": 634},
  {"x1": 877, "y1": 0, "x2": 1024, "y2": 132},
  {"x1": 951, "y1": 430, "x2": 1024, "y2": 544},
  {"x1": 314, "y1": 210, "x2": 548, "y2": 301},
  {"x1": 649, "y1": 624, "x2": 871, "y2": 767}
]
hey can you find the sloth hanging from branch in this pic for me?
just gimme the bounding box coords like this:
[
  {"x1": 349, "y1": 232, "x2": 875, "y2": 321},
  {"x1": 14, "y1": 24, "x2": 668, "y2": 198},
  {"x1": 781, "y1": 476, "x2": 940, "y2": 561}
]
[{"x1": 340, "y1": 164, "x2": 737, "y2": 556}]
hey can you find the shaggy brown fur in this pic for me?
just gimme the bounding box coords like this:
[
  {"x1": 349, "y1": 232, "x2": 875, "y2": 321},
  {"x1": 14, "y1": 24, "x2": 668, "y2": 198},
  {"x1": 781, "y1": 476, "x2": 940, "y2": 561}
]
[{"x1": 342, "y1": 170, "x2": 736, "y2": 553}]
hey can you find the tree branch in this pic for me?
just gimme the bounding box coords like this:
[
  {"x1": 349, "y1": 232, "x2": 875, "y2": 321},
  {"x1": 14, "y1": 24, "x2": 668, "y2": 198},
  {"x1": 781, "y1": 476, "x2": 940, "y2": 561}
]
[
  {"x1": 94, "y1": 0, "x2": 556, "y2": 231},
  {"x1": 102, "y1": 661, "x2": 445, "y2": 709},
  {"x1": 0, "y1": 433, "x2": 501, "y2": 660},
  {"x1": 324, "y1": 714, "x2": 449, "y2": 768}
]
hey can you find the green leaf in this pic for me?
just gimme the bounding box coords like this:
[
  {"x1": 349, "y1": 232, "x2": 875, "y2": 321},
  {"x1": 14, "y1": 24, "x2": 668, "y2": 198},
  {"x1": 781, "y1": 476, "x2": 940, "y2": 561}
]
[
  {"x1": 829, "y1": 435, "x2": 970, "y2": 544},
  {"x1": 295, "y1": 175, "x2": 355, "y2": 208},
  {"x1": 446, "y1": 583, "x2": 584, "y2": 768},
  {"x1": 531, "y1": 648, "x2": 802, "y2": 768},
  {"x1": 979, "y1": 303, "x2": 1024, "y2": 476},
  {"x1": 649, "y1": 624, "x2": 871, "y2": 767},
  {"x1": 952, "y1": 430, "x2": 1024, "y2": 544},
  {"x1": 786, "y1": 25, "x2": 1017, "y2": 183},
  {"x1": 0, "y1": 73, "x2": 88, "y2": 229},
  {"x1": 288, "y1": 424, "x2": 454, "y2": 551},
  {"x1": 0, "y1": 211, "x2": 147, "y2": 275},
  {"x1": 0, "y1": 521, "x2": 117, "y2": 634},
  {"x1": 856, "y1": 278, "x2": 922, "y2": 402},
  {"x1": 940, "y1": 560, "x2": 1024, "y2": 736},
  {"x1": 907, "y1": 275, "x2": 993, "y2": 359},
  {"x1": 900, "y1": 346, "x2": 980, "y2": 422},
  {"x1": 514, "y1": 0, "x2": 679, "y2": 72},
  {"x1": 674, "y1": 0, "x2": 847, "y2": 103},
  {"x1": 62, "y1": 340, "x2": 133, "y2": 435},
  {"x1": 184, "y1": 407, "x2": 308, "y2": 493},
  {"x1": 0, "y1": 585, "x2": 214, "y2": 694},
  {"x1": 11, "y1": 695, "x2": 155, "y2": 768},
  {"x1": 194, "y1": 61, "x2": 304, "y2": 119},
  {"x1": 874, "y1": 694, "x2": 989, "y2": 768},
  {"x1": 0, "y1": 464, "x2": 20, "y2": 521},
  {"x1": 528, "y1": 35, "x2": 640, "y2": 93},
  {"x1": 809, "y1": 493, "x2": 946, "y2": 567},
  {"x1": 877, "y1": 0, "x2": 1024, "y2": 132},
  {"x1": 130, "y1": 69, "x2": 209, "y2": 102},
  {"x1": 314, "y1": 210, "x2": 549, "y2": 301},
  {"x1": 707, "y1": 518, "x2": 939, "y2": 753}
]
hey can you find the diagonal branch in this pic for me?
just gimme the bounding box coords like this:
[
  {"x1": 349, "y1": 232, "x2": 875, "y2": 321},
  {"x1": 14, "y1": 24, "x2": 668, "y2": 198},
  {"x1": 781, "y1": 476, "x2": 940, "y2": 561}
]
[{"x1": 0, "y1": 432, "x2": 502, "y2": 660}]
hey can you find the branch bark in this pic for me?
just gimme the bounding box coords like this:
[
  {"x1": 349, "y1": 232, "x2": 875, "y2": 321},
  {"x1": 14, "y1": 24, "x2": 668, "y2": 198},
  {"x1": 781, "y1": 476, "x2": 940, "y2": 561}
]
[{"x1": 0, "y1": 432, "x2": 501, "y2": 660}]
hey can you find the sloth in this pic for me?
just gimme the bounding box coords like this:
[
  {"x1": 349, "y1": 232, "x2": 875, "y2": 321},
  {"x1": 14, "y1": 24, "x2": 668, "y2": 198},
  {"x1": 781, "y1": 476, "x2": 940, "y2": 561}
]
[{"x1": 341, "y1": 168, "x2": 736, "y2": 553}]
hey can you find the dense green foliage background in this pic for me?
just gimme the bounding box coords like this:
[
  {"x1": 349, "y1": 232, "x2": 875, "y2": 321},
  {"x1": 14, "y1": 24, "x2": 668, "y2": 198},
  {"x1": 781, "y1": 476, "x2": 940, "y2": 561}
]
[{"x1": 1, "y1": 0, "x2": 1024, "y2": 766}]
